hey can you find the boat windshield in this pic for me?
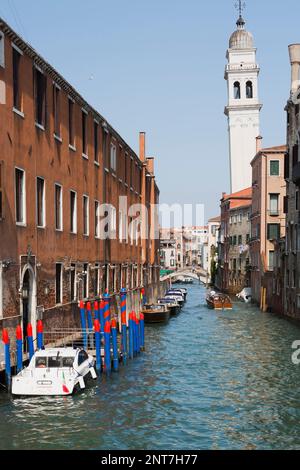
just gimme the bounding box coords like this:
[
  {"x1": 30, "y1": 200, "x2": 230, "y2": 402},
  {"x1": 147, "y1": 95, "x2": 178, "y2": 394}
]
[{"x1": 35, "y1": 356, "x2": 74, "y2": 368}]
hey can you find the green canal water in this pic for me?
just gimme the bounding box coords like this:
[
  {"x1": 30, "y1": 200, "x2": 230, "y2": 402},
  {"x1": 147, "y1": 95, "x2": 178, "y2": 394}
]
[{"x1": 1, "y1": 283, "x2": 300, "y2": 450}]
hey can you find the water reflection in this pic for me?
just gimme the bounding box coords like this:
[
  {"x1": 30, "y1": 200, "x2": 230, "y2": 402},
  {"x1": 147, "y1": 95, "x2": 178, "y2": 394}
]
[{"x1": 1, "y1": 284, "x2": 300, "y2": 449}]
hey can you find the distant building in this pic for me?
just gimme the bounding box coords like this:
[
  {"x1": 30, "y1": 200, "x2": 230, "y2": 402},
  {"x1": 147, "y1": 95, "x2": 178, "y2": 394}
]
[
  {"x1": 160, "y1": 238, "x2": 176, "y2": 271},
  {"x1": 225, "y1": 11, "x2": 262, "y2": 193},
  {"x1": 159, "y1": 227, "x2": 208, "y2": 271},
  {"x1": 216, "y1": 188, "x2": 252, "y2": 294},
  {"x1": 207, "y1": 216, "x2": 221, "y2": 284},
  {"x1": 250, "y1": 139, "x2": 286, "y2": 308}
]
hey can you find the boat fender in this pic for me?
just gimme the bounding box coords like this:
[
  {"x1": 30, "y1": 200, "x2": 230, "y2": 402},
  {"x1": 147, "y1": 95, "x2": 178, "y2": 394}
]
[
  {"x1": 78, "y1": 376, "x2": 86, "y2": 389},
  {"x1": 89, "y1": 367, "x2": 97, "y2": 379}
]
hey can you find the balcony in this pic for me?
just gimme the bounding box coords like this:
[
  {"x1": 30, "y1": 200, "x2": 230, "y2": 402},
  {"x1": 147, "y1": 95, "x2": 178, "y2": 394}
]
[{"x1": 292, "y1": 162, "x2": 300, "y2": 186}]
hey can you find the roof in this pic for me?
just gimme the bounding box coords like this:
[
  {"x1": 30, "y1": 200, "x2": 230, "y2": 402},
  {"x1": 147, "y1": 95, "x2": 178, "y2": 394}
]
[
  {"x1": 208, "y1": 216, "x2": 221, "y2": 223},
  {"x1": 221, "y1": 187, "x2": 252, "y2": 210},
  {"x1": 229, "y1": 17, "x2": 254, "y2": 50},
  {"x1": 251, "y1": 145, "x2": 287, "y2": 165},
  {"x1": 0, "y1": 17, "x2": 144, "y2": 168}
]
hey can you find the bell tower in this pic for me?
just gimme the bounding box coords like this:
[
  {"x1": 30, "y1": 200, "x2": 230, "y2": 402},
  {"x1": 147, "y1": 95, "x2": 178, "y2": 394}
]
[{"x1": 225, "y1": 2, "x2": 262, "y2": 193}]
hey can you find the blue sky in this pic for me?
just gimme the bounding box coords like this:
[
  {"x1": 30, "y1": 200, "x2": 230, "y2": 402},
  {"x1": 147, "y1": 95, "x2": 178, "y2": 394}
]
[{"x1": 0, "y1": 0, "x2": 298, "y2": 220}]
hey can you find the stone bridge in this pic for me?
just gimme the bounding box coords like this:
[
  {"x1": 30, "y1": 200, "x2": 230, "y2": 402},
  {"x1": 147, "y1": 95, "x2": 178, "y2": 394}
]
[{"x1": 160, "y1": 268, "x2": 208, "y2": 285}]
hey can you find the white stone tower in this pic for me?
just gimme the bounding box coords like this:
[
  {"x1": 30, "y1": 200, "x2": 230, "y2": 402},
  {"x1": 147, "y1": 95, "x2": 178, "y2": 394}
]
[{"x1": 225, "y1": 4, "x2": 262, "y2": 193}]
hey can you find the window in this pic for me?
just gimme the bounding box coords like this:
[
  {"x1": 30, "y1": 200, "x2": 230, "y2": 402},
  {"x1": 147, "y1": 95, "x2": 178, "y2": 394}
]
[
  {"x1": 13, "y1": 46, "x2": 22, "y2": 112},
  {"x1": 234, "y1": 81, "x2": 241, "y2": 99},
  {"x1": 15, "y1": 168, "x2": 25, "y2": 224},
  {"x1": 124, "y1": 152, "x2": 128, "y2": 184},
  {"x1": 0, "y1": 31, "x2": 4, "y2": 68},
  {"x1": 102, "y1": 129, "x2": 108, "y2": 168},
  {"x1": 110, "y1": 143, "x2": 117, "y2": 171},
  {"x1": 53, "y1": 84, "x2": 61, "y2": 138},
  {"x1": 83, "y1": 263, "x2": 88, "y2": 299},
  {"x1": 78, "y1": 350, "x2": 88, "y2": 366},
  {"x1": 83, "y1": 195, "x2": 89, "y2": 236},
  {"x1": 268, "y1": 251, "x2": 275, "y2": 271},
  {"x1": 297, "y1": 191, "x2": 299, "y2": 212},
  {"x1": 246, "y1": 81, "x2": 253, "y2": 99},
  {"x1": 269, "y1": 194, "x2": 279, "y2": 215},
  {"x1": 267, "y1": 224, "x2": 280, "y2": 240},
  {"x1": 284, "y1": 152, "x2": 290, "y2": 179},
  {"x1": 95, "y1": 201, "x2": 100, "y2": 238},
  {"x1": 55, "y1": 263, "x2": 63, "y2": 304},
  {"x1": 238, "y1": 235, "x2": 242, "y2": 245},
  {"x1": 70, "y1": 263, "x2": 76, "y2": 302},
  {"x1": 94, "y1": 121, "x2": 99, "y2": 163},
  {"x1": 68, "y1": 98, "x2": 75, "y2": 148},
  {"x1": 0, "y1": 161, "x2": 3, "y2": 220},
  {"x1": 55, "y1": 184, "x2": 63, "y2": 231},
  {"x1": 82, "y1": 110, "x2": 88, "y2": 157},
  {"x1": 270, "y1": 160, "x2": 280, "y2": 176},
  {"x1": 119, "y1": 211, "x2": 124, "y2": 241},
  {"x1": 34, "y1": 67, "x2": 47, "y2": 128},
  {"x1": 70, "y1": 191, "x2": 77, "y2": 234},
  {"x1": 36, "y1": 177, "x2": 45, "y2": 227},
  {"x1": 293, "y1": 144, "x2": 299, "y2": 167}
]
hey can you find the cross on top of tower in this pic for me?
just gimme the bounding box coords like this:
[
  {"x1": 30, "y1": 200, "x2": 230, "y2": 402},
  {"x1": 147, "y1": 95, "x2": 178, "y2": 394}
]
[
  {"x1": 235, "y1": 0, "x2": 246, "y2": 18},
  {"x1": 234, "y1": 1, "x2": 246, "y2": 29}
]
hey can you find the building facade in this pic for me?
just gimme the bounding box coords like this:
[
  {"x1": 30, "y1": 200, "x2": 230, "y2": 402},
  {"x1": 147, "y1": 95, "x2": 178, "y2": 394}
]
[
  {"x1": 225, "y1": 13, "x2": 262, "y2": 193},
  {"x1": 250, "y1": 140, "x2": 286, "y2": 307},
  {"x1": 207, "y1": 216, "x2": 220, "y2": 284},
  {"x1": 216, "y1": 188, "x2": 252, "y2": 294},
  {"x1": 283, "y1": 44, "x2": 300, "y2": 319},
  {"x1": 0, "y1": 18, "x2": 160, "y2": 344}
]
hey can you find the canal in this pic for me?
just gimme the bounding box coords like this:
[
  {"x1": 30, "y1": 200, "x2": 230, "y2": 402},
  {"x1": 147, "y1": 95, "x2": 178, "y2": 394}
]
[{"x1": 1, "y1": 283, "x2": 300, "y2": 450}]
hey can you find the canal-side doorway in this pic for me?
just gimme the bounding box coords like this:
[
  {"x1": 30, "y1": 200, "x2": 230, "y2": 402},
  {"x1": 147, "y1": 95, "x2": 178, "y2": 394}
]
[{"x1": 20, "y1": 265, "x2": 37, "y2": 351}]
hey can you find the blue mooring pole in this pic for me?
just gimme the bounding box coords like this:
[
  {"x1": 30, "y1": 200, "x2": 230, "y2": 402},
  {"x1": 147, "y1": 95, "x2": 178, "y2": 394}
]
[
  {"x1": 16, "y1": 325, "x2": 23, "y2": 373},
  {"x1": 104, "y1": 321, "x2": 111, "y2": 375},
  {"x1": 94, "y1": 320, "x2": 102, "y2": 372},
  {"x1": 111, "y1": 319, "x2": 119, "y2": 372},
  {"x1": 120, "y1": 288, "x2": 127, "y2": 365},
  {"x1": 94, "y1": 301, "x2": 99, "y2": 322},
  {"x1": 129, "y1": 312, "x2": 134, "y2": 359},
  {"x1": 140, "y1": 313, "x2": 145, "y2": 351},
  {"x1": 136, "y1": 317, "x2": 141, "y2": 354},
  {"x1": 27, "y1": 324, "x2": 34, "y2": 361},
  {"x1": 79, "y1": 301, "x2": 88, "y2": 350},
  {"x1": 37, "y1": 320, "x2": 44, "y2": 350},
  {"x1": 2, "y1": 329, "x2": 11, "y2": 389},
  {"x1": 100, "y1": 300, "x2": 105, "y2": 344}
]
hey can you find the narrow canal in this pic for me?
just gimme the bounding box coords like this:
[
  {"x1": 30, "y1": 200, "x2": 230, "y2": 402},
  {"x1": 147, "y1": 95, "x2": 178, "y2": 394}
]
[{"x1": 1, "y1": 283, "x2": 300, "y2": 450}]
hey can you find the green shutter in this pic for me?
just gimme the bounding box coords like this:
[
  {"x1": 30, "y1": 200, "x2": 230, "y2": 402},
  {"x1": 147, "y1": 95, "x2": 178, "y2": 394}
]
[{"x1": 270, "y1": 160, "x2": 279, "y2": 176}]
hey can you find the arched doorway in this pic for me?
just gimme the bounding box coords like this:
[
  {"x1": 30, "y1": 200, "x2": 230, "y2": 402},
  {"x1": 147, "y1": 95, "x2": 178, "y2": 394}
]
[{"x1": 20, "y1": 265, "x2": 37, "y2": 351}]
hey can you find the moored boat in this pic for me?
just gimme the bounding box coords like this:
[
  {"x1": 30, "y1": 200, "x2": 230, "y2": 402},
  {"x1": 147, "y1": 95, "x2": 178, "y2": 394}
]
[
  {"x1": 141, "y1": 304, "x2": 171, "y2": 324},
  {"x1": 12, "y1": 348, "x2": 97, "y2": 396},
  {"x1": 206, "y1": 292, "x2": 233, "y2": 310},
  {"x1": 158, "y1": 298, "x2": 180, "y2": 316}
]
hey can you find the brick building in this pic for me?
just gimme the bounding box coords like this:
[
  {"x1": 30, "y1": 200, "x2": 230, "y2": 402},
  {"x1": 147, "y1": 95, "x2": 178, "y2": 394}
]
[
  {"x1": 250, "y1": 139, "x2": 286, "y2": 308},
  {"x1": 0, "y1": 18, "x2": 160, "y2": 343}
]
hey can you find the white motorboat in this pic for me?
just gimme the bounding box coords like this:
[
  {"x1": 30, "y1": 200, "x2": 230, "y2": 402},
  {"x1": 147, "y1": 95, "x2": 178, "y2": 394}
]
[
  {"x1": 236, "y1": 288, "x2": 252, "y2": 304},
  {"x1": 12, "y1": 348, "x2": 97, "y2": 396}
]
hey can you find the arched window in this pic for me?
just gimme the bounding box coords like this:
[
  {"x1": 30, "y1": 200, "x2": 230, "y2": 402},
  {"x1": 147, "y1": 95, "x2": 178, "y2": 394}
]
[
  {"x1": 234, "y1": 82, "x2": 241, "y2": 99},
  {"x1": 246, "y1": 81, "x2": 253, "y2": 99}
]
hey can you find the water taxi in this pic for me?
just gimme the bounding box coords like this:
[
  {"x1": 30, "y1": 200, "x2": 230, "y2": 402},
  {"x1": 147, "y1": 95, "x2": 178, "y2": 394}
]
[
  {"x1": 12, "y1": 348, "x2": 97, "y2": 396},
  {"x1": 141, "y1": 304, "x2": 171, "y2": 324},
  {"x1": 206, "y1": 292, "x2": 233, "y2": 311}
]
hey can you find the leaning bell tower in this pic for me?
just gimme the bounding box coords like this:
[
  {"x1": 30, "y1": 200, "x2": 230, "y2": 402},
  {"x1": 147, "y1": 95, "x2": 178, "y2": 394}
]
[{"x1": 225, "y1": 2, "x2": 262, "y2": 193}]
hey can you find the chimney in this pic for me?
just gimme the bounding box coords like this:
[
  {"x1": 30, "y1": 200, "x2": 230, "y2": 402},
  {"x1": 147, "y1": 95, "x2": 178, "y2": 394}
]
[
  {"x1": 139, "y1": 132, "x2": 146, "y2": 162},
  {"x1": 256, "y1": 135, "x2": 263, "y2": 154},
  {"x1": 146, "y1": 157, "x2": 154, "y2": 175},
  {"x1": 289, "y1": 44, "x2": 300, "y2": 93}
]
